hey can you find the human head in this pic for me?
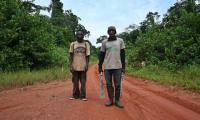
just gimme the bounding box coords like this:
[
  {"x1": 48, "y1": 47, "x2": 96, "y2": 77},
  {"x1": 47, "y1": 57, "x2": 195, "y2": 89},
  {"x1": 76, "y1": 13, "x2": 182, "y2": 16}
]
[
  {"x1": 107, "y1": 26, "x2": 117, "y2": 39},
  {"x1": 76, "y1": 30, "x2": 84, "y2": 42}
]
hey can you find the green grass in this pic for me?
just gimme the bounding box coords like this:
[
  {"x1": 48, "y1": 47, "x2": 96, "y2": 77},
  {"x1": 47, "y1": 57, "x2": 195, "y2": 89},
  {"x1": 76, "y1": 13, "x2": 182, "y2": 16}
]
[
  {"x1": 127, "y1": 64, "x2": 200, "y2": 92},
  {"x1": 0, "y1": 54, "x2": 98, "y2": 91},
  {"x1": 0, "y1": 67, "x2": 70, "y2": 90}
]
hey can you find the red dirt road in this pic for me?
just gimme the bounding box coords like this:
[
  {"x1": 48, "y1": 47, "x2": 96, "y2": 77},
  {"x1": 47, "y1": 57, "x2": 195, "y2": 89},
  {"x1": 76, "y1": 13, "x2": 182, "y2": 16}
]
[{"x1": 0, "y1": 64, "x2": 200, "y2": 120}]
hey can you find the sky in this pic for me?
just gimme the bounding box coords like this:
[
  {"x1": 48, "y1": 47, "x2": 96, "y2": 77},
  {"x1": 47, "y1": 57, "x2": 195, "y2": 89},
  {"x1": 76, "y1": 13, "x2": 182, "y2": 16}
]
[{"x1": 34, "y1": 0, "x2": 177, "y2": 46}]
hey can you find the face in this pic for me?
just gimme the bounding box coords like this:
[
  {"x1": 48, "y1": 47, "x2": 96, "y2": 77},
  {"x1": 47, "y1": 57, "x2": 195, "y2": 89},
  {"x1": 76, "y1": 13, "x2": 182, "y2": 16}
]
[
  {"x1": 76, "y1": 31, "x2": 84, "y2": 42},
  {"x1": 108, "y1": 30, "x2": 116, "y2": 37}
]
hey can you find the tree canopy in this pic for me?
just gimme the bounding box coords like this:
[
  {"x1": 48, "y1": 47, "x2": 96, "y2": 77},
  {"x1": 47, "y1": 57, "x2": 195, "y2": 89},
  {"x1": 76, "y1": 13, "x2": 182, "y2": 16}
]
[
  {"x1": 116, "y1": 0, "x2": 200, "y2": 69},
  {"x1": 0, "y1": 0, "x2": 90, "y2": 71}
]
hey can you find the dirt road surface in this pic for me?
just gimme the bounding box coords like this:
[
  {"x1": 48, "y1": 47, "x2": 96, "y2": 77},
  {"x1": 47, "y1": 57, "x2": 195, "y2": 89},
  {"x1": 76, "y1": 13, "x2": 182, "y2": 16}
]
[{"x1": 0, "y1": 64, "x2": 200, "y2": 120}]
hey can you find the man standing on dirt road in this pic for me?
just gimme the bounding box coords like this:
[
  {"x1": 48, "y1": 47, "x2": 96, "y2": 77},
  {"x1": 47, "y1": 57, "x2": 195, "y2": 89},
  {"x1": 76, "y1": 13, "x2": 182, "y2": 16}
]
[
  {"x1": 98, "y1": 26, "x2": 126, "y2": 108},
  {"x1": 69, "y1": 30, "x2": 90, "y2": 101}
]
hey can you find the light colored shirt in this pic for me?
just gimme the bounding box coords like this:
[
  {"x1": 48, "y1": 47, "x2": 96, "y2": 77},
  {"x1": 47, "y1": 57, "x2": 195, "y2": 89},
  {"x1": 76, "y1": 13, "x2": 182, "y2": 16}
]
[
  {"x1": 69, "y1": 41, "x2": 90, "y2": 71},
  {"x1": 100, "y1": 38, "x2": 125, "y2": 69}
]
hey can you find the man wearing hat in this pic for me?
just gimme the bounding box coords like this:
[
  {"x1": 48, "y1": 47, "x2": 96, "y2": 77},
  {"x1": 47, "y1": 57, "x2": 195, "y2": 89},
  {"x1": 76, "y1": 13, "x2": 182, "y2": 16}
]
[{"x1": 98, "y1": 26, "x2": 126, "y2": 108}]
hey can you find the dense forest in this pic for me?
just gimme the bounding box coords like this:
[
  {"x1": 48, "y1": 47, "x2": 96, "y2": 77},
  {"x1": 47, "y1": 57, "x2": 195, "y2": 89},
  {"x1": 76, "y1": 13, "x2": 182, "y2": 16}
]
[
  {"x1": 117, "y1": 0, "x2": 200, "y2": 70},
  {"x1": 1, "y1": 0, "x2": 200, "y2": 71},
  {"x1": 0, "y1": 0, "x2": 94, "y2": 72}
]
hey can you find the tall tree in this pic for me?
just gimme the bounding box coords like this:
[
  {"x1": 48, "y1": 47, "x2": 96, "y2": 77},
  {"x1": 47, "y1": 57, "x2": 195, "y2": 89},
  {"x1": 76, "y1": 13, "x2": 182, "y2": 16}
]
[
  {"x1": 50, "y1": 0, "x2": 64, "y2": 26},
  {"x1": 140, "y1": 12, "x2": 160, "y2": 33},
  {"x1": 163, "y1": 0, "x2": 199, "y2": 27},
  {"x1": 20, "y1": 0, "x2": 48, "y2": 15}
]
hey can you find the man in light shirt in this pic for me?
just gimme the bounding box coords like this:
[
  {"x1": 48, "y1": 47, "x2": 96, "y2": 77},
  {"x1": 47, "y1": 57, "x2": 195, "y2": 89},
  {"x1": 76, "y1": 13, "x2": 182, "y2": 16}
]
[
  {"x1": 98, "y1": 26, "x2": 125, "y2": 108},
  {"x1": 69, "y1": 30, "x2": 90, "y2": 101}
]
